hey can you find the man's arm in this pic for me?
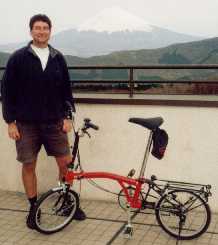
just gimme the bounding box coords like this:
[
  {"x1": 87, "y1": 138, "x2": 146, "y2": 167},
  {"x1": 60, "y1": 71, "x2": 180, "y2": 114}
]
[
  {"x1": 60, "y1": 55, "x2": 76, "y2": 115},
  {"x1": 1, "y1": 56, "x2": 20, "y2": 140},
  {"x1": 1, "y1": 56, "x2": 17, "y2": 124},
  {"x1": 59, "y1": 55, "x2": 75, "y2": 133}
]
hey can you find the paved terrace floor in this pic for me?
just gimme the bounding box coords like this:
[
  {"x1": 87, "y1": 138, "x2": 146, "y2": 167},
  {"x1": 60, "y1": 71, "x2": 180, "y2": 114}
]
[{"x1": 0, "y1": 189, "x2": 218, "y2": 245}]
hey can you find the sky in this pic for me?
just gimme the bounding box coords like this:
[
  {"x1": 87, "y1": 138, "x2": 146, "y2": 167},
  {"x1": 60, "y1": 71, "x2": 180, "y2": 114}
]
[{"x1": 0, "y1": 0, "x2": 218, "y2": 45}]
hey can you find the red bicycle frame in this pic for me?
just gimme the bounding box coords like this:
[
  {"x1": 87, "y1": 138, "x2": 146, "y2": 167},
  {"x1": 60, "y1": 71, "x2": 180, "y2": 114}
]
[{"x1": 65, "y1": 170, "x2": 147, "y2": 209}]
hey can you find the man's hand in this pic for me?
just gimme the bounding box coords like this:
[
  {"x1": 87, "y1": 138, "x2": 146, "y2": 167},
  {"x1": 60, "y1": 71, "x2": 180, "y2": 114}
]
[
  {"x1": 8, "y1": 122, "x2": 20, "y2": 140},
  {"x1": 62, "y1": 119, "x2": 73, "y2": 133}
]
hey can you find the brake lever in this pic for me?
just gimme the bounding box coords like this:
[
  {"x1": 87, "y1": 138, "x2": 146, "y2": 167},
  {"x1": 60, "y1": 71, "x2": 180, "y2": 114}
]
[{"x1": 85, "y1": 131, "x2": 91, "y2": 138}]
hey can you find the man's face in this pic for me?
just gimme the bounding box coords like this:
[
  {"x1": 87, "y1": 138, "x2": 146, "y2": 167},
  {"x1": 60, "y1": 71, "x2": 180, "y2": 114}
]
[{"x1": 30, "y1": 21, "x2": 51, "y2": 46}]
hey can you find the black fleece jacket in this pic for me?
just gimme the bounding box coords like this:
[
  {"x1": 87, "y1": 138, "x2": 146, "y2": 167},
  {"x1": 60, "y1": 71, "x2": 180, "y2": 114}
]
[{"x1": 1, "y1": 42, "x2": 75, "y2": 123}]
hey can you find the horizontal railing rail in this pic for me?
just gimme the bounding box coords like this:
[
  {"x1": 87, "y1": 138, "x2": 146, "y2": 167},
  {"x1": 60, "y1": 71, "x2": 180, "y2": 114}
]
[{"x1": 67, "y1": 64, "x2": 218, "y2": 69}]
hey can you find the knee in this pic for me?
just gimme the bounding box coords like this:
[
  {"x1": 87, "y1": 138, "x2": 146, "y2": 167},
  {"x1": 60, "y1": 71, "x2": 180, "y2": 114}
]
[
  {"x1": 57, "y1": 155, "x2": 72, "y2": 168},
  {"x1": 22, "y1": 163, "x2": 36, "y2": 174}
]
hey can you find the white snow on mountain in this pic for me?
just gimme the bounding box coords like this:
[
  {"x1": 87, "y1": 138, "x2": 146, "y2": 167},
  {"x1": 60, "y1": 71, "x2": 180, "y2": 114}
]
[{"x1": 77, "y1": 6, "x2": 153, "y2": 33}]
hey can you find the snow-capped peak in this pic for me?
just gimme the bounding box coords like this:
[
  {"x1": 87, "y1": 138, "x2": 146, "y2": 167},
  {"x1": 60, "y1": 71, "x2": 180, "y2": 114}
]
[{"x1": 77, "y1": 6, "x2": 153, "y2": 33}]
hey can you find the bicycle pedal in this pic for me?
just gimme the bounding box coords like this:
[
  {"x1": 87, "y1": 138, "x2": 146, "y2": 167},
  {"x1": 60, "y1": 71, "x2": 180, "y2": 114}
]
[{"x1": 123, "y1": 226, "x2": 133, "y2": 239}]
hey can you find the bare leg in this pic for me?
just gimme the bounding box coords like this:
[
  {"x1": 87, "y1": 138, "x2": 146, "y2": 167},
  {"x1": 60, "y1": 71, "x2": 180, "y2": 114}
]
[
  {"x1": 22, "y1": 160, "x2": 40, "y2": 229},
  {"x1": 22, "y1": 160, "x2": 37, "y2": 198},
  {"x1": 55, "y1": 154, "x2": 72, "y2": 181}
]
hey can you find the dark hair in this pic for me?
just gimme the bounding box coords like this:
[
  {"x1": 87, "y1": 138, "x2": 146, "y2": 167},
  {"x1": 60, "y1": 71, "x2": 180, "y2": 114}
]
[{"x1": 29, "y1": 14, "x2": 52, "y2": 30}]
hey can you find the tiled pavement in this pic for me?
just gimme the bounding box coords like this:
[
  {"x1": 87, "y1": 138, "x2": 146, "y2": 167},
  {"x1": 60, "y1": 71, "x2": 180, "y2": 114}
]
[{"x1": 0, "y1": 189, "x2": 218, "y2": 245}]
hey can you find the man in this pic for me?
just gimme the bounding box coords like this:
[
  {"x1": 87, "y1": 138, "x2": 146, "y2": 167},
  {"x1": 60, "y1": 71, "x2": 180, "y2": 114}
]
[{"x1": 1, "y1": 14, "x2": 86, "y2": 229}]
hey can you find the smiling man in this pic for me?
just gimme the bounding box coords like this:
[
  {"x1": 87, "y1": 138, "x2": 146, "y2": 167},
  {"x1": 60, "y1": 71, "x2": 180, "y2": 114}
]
[{"x1": 1, "y1": 14, "x2": 86, "y2": 229}]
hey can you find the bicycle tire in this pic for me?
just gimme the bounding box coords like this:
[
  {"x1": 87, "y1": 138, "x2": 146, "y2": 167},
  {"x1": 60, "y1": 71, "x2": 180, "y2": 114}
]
[
  {"x1": 118, "y1": 186, "x2": 143, "y2": 211},
  {"x1": 34, "y1": 188, "x2": 79, "y2": 234},
  {"x1": 155, "y1": 189, "x2": 211, "y2": 240}
]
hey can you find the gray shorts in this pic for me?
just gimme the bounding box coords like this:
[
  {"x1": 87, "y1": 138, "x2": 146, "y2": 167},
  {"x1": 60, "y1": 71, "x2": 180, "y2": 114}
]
[{"x1": 15, "y1": 120, "x2": 70, "y2": 164}]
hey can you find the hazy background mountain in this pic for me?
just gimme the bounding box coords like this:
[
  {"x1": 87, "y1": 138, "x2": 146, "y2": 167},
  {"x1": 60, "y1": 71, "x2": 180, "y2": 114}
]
[
  {"x1": 1, "y1": 37, "x2": 218, "y2": 65},
  {"x1": 62, "y1": 37, "x2": 218, "y2": 65},
  {"x1": 0, "y1": 52, "x2": 10, "y2": 66},
  {"x1": 1, "y1": 36, "x2": 218, "y2": 82},
  {"x1": 0, "y1": 7, "x2": 202, "y2": 57},
  {"x1": 49, "y1": 27, "x2": 200, "y2": 57},
  {"x1": 63, "y1": 36, "x2": 218, "y2": 82}
]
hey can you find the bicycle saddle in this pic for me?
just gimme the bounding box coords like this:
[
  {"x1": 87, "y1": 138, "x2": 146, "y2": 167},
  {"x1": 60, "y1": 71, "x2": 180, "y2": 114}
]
[{"x1": 129, "y1": 117, "x2": 163, "y2": 130}]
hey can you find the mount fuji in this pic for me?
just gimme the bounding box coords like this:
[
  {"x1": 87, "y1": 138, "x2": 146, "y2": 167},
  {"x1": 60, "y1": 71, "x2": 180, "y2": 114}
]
[
  {"x1": 77, "y1": 6, "x2": 153, "y2": 33},
  {"x1": 0, "y1": 6, "x2": 202, "y2": 57}
]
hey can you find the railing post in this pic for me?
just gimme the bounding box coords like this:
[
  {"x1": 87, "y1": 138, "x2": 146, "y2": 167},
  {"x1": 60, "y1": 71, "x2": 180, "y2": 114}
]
[{"x1": 129, "y1": 68, "x2": 134, "y2": 98}]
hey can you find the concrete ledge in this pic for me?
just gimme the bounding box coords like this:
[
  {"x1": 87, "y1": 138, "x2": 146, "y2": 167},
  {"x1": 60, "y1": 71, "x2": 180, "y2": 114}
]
[{"x1": 0, "y1": 103, "x2": 218, "y2": 211}]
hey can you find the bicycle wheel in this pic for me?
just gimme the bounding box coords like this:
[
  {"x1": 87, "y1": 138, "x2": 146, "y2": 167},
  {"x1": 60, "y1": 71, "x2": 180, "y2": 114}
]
[
  {"x1": 34, "y1": 188, "x2": 79, "y2": 234},
  {"x1": 118, "y1": 186, "x2": 143, "y2": 211},
  {"x1": 155, "y1": 190, "x2": 211, "y2": 240}
]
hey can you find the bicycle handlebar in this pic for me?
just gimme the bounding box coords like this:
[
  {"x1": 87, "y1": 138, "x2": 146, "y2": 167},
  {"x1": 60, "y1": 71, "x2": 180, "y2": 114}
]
[{"x1": 83, "y1": 118, "x2": 99, "y2": 131}]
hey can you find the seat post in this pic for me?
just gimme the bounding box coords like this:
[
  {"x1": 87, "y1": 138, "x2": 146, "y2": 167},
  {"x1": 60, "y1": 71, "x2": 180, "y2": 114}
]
[{"x1": 139, "y1": 130, "x2": 153, "y2": 178}]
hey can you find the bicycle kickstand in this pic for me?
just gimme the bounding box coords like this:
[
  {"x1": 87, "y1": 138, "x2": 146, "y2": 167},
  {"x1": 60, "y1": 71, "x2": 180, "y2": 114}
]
[{"x1": 123, "y1": 203, "x2": 133, "y2": 239}]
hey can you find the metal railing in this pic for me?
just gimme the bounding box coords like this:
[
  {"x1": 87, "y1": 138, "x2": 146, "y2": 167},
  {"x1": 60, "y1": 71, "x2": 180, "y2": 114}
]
[{"x1": 68, "y1": 64, "x2": 218, "y2": 97}]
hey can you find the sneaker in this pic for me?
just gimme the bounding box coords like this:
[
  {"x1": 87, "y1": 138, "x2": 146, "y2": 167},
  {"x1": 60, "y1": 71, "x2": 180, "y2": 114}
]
[
  {"x1": 26, "y1": 205, "x2": 36, "y2": 229},
  {"x1": 26, "y1": 206, "x2": 41, "y2": 229},
  {"x1": 61, "y1": 205, "x2": 86, "y2": 221},
  {"x1": 58, "y1": 192, "x2": 86, "y2": 221},
  {"x1": 60, "y1": 204, "x2": 73, "y2": 216},
  {"x1": 73, "y1": 207, "x2": 86, "y2": 221}
]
